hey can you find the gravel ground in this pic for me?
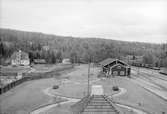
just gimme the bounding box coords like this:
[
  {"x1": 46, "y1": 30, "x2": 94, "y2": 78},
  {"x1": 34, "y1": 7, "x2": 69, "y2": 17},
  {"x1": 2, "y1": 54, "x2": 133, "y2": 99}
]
[
  {"x1": 102, "y1": 77, "x2": 167, "y2": 114},
  {"x1": 1, "y1": 65, "x2": 167, "y2": 114},
  {"x1": 0, "y1": 78, "x2": 55, "y2": 114},
  {"x1": 0, "y1": 65, "x2": 76, "y2": 114}
]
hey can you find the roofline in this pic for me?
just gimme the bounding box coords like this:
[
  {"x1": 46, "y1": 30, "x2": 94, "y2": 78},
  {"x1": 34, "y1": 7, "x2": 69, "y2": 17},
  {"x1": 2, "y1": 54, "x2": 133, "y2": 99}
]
[
  {"x1": 99, "y1": 58, "x2": 115, "y2": 66},
  {"x1": 101, "y1": 59, "x2": 129, "y2": 67},
  {"x1": 110, "y1": 63, "x2": 129, "y2": 69},
  {"x1": 117, "y1": 59, "x2": 129, "y2": 66}
]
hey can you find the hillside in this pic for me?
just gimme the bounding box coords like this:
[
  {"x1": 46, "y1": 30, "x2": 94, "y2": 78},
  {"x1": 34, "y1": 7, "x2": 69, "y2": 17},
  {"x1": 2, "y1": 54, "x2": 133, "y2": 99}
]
[{"x1": 0, "y1": 28, "x2": 166, "y2": 66}]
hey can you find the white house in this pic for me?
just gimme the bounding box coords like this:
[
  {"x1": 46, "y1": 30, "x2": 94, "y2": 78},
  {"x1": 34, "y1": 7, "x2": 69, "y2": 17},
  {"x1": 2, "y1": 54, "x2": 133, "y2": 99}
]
[{"x1": 11, "y1": 50, "x2": 30, "y2": 66}]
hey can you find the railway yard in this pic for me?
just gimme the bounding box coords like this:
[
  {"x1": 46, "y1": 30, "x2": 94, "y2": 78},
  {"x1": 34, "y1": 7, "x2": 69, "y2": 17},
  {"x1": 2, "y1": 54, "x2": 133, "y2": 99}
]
[
  {"x1": 131, "y1": 67, "x2": 167, "y2": 101},
  {"x1": 1, "y1": 1, "x2": 167, "y2": 113},
  {"x1": 0, "y1": 64, "x2": 167, "y2": 114}
]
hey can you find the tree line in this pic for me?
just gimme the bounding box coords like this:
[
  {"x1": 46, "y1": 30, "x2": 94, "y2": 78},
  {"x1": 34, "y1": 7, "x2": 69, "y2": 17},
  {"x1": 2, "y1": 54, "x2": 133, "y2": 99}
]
[{"x1": 0, "y1": 28, "x2": 167, "y2": 67}]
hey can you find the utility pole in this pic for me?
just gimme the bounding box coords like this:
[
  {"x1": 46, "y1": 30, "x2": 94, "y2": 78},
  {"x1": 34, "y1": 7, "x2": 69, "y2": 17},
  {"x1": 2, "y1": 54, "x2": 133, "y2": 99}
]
[
  {"x1": 92, "y1": 56, "x2": 94, "y2": 75},
  {"x1": 87, "y1": 57, "x2": 91, "y2": 95},
  {"x1": 160, "y1": 44, "x2": 163, "y2": 68},
  {"x1": 73, "y1": 56, "x2": 75, "y2": 65},
  {"x1": 137, "y1": 67, "x2": 140, "y2": 75}
]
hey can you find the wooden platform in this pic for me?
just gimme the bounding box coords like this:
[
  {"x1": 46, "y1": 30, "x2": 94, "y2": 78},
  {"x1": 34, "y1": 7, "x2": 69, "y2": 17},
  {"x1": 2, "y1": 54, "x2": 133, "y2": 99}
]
[{"x1": 81, "y1": 95, "x2": 120, "y2": 114}]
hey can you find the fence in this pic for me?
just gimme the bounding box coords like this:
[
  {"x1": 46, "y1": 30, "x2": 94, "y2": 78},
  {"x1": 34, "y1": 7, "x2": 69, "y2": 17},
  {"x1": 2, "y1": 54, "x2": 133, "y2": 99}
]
[
  {"x1": 0, "y1": 77, "x2": 29, "y2": 94},
  {"x1": 0, "y1": 65, "x2": 74, "y2": 95},
  {"x1": 0, "y1": 72, "x2": 17, "y2": 76}
]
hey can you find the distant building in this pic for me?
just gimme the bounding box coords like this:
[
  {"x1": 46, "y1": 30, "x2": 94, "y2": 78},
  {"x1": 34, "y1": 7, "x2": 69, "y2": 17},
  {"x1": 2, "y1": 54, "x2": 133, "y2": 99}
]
[
  {"x1": 42, "y1": 46, "x2": 50, "y2": 51},
  {"x1": 33, "y1": 59, "x2": 46, "y2": 64},
  {"x1": 123, "y1": 55, "x2": 143, "y2": 66},
  {"x1": 11, "y1": 50, "x2": 30, "y2": 66},
  {"x1": 62, "y1": 58, "x2": 71, "y2": 64},
  {"x1": 99, "y1": 58, "x2": 131, "y2": 77}
]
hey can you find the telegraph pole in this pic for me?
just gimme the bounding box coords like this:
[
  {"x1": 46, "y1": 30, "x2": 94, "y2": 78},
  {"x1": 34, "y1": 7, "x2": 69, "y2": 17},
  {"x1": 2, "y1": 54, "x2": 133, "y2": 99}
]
[
  {"x1": 87, "y1": 57, "x2": 91, "y2": 95},
  {"x1": 92, "y1": 56, "x2": 94, "y2": 75},
  {"x1": 137, "y1": 67, "x2": 140, "y2": 75}
]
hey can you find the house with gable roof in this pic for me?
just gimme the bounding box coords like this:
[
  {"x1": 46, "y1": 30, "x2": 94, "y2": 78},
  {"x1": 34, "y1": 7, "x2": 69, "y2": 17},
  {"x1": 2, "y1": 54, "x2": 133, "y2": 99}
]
[{"x1": 99, "y1": 58, "x2": 131, "y2": 77}]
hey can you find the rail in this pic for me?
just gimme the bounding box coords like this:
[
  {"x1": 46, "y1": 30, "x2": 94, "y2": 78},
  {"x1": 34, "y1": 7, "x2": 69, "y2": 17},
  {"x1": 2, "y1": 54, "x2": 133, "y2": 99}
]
[
  {"x1": 72, "y1": 95, "x2": 121, "y2": 114},
  {"x1": 131, "y1": 69, "x2": 167, "y2": 91}
]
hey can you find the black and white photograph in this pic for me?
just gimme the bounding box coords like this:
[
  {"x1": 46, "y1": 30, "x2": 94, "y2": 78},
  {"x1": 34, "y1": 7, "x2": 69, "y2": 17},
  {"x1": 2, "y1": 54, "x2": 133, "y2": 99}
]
[{"x1": 0, "y1": 0, "x2": 167, "y2": 114}]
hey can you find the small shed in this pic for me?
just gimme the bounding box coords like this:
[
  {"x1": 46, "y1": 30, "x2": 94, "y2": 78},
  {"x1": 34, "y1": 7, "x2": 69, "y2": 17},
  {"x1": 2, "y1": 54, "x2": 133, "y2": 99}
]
[
  {"x1": 33, "y1": 59, "x2": 46, "y2": 64},
  {"x1": 99, "y1": 58, "x2": 131, "y2": 77},
  {"x1": 62, "y1": 58, "x2": 71, "y2": 64}
]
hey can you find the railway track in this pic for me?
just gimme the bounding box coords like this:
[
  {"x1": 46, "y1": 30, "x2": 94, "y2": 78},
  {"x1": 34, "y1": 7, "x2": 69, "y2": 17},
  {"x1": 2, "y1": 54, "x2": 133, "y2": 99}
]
[
  {"x1": 82, "y1": 95, "x2": 120, "y2": 114},
  {"x1": 132, "y1": 68, "x2": 167, "y2": 82},
  {"x1": 140, "y1": 70, "x2": 167, "y2": 82},
  {"x1": 131, "y1": 69, "x2": 167, "y2": 91}
]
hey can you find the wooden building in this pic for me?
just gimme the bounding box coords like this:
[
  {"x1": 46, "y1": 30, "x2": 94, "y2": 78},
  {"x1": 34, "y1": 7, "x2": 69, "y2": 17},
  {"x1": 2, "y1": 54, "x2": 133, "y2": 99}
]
[
  {"x1": 99, "y1": 58, "x2": 131, "y2": 77},
  {"x1": 11, "y1": 50, "x2": 30, "y2": 66},
  {"x1": 62, "y1": 58, "x2": 71, "y2": 64},
  {"x1": 33, "y1": 59, "x2": 46, "y2": 64}
]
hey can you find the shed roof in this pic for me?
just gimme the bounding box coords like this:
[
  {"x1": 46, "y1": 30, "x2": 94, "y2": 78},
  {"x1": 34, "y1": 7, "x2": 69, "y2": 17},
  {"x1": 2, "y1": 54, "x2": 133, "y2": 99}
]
[
  {"x1": 99, "y1": 58, "x2": 115, "y2": 66},
  {"x1": 99, "y1": 58, "x2": 129, "y2": 67},
  {"x1": 34, "y1": 59, "x2": 46, "y2": 64}
]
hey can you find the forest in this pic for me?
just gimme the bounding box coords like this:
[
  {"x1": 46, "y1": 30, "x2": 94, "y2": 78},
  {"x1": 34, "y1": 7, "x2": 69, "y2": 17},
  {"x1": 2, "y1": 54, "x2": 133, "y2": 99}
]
[{"x1": 0, "y1": 28, "x2": 167, "y2": 67}]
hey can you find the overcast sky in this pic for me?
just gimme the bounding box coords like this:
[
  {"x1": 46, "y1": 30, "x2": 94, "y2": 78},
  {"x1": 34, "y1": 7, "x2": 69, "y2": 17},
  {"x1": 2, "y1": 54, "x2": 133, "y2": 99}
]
[{"x1": 1, "y1": 0, "x2": 167, "y2": 43}]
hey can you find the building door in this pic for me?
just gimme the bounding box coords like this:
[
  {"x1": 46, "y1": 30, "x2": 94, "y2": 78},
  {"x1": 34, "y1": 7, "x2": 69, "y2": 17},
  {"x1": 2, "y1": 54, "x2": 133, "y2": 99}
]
[{"x1": 113, "y1": 71, "x2": 118, "y2": 76}]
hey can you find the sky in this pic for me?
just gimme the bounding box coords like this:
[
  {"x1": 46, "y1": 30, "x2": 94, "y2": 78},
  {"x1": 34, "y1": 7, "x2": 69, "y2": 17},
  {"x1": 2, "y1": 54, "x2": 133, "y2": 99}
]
[{"x1": 1, "y1": 0, "x2": 167, "y2": 43}]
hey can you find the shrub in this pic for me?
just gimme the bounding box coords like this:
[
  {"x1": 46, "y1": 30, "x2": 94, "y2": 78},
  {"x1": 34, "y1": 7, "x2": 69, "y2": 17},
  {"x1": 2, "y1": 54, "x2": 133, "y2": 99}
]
[
  {"x1": 53, "y1": 85, "x2": 59, "y2": 89},
  {"x1": 112, "y1": 86, "x2": 119, "y2": 91}
]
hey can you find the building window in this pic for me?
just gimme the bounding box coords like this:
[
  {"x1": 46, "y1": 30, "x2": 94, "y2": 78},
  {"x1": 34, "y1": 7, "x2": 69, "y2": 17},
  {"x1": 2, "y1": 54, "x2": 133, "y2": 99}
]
[{"x1": 113, "y1": 71, "x2": 118, "y2": 76}]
